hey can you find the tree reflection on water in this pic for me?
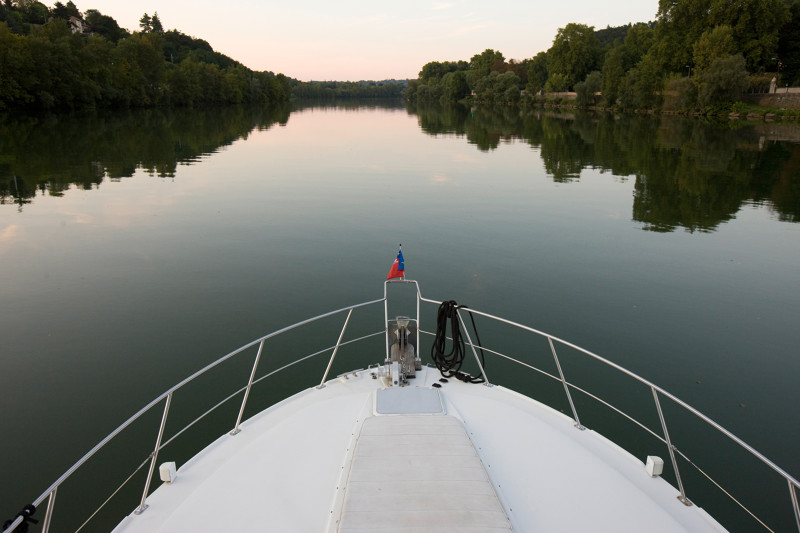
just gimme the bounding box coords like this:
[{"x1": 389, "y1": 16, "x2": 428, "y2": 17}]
[
  {"x1": 1, "y1": 102, "x2": 798, "y2": 231},
  {"x1": 410, "y1": 102, "x2": 800, "y2": 231},
  {"x1": 0, "y1": 104, "x2": 290, "y2": 209}
]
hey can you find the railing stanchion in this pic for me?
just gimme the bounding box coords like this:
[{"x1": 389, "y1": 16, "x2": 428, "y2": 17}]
[
  {"x1": 415, "y1": 289, "x2": 421, "y2": 365},
  {"x1": 40, "y1": 488, "x2": 57, "y2": 533},
  {"x1": 231, "y1": 339, "x2": 265, "y2": 436},
  {"x1": 652, "y1": 387, "x2": 691, "y2": 506},
  {"x1": 134, "y1": 392, "x2": 172, "y2": 515},
  {"x1": 790, "y1": 480, "x2": 800, "y2": 532},
  {"x1": 384, "y1": 283, "x2": 390, "y2": 362},
  {"x1": 318, "y1": 309, "x2": 353, "y2": 388},
  {"x1": 456, "y1": 309, "x2": 490, "y2": 385},
  {"x1": 548, "y1": 337, "x2": 584, "y2": 430}
]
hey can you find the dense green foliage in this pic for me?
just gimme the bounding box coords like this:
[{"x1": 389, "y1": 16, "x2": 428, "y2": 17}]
[
  {"x1": 778, "y1": 1, "x2": 800, "y2": 86},
  {"x1": 291, "y1": 80, "x2": 407, "y2": 99},
  {"x1": 547, "y1": 23, "x2": 602, "y2": 90},
  {"x1": 84, "y1": 8, "x2": 128, "y2": 42},
  {"x1": 406, "y1": 0, "x2": 800, "y2": 113},
  {"x1": 0, "y1": 2, "x2": 291, "y2": 111},
  {"x1": 405, "y1": 49, "x2": 529, "y2": 105}
]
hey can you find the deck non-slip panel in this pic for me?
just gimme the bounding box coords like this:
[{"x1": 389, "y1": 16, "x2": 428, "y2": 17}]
[{"x1": 337, "y1": 414, "x2": 514, "y2": 532}]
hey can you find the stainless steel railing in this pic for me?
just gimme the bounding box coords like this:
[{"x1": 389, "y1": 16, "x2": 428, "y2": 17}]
[
  {"x1": 413, "y1": 288, "x2": 800, "y2": 533},
  {"x1": 3, "y1": 297, "x2": 386, "y2": 533},
  {"x1": 4, "y1": 282, "x2": 799, "y2": 533}
]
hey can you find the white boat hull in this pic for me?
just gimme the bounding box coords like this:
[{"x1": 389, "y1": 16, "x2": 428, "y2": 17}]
[{"x1": 112, "y1": 366, "x2": 726, "y2": 532}]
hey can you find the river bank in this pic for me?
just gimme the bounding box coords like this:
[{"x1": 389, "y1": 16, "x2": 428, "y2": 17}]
[{"x1": 522, "y1": 92, "x2": 800, "y2": 124}]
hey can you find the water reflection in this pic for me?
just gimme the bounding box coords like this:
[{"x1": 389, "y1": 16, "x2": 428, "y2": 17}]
[
  {"x1": 408, "y1": 103, "x2": 800, "y2": 231},
  {"x1": 1, "y1": 102, "x2": 798, "y2": 232},
  {"x1": 0, "y1": 105, "x2": 290, "y2": 209},
  {"x1": 292, "y1": 99, "x2": 407, "y2": 111}
]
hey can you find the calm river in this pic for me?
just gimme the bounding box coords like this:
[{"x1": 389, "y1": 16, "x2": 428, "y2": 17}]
[{"x1": 1, "y1": 102, "x2": 798, "y2": 531}]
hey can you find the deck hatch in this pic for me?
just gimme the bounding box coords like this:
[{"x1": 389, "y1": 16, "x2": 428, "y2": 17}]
[{"x1": 375, "y1": 387, "x2": 444, "y2": 415}]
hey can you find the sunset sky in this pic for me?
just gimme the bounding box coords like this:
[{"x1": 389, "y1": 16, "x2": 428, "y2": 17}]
[{"x1": 79, "y1": 1, "x2": 659, "y2": 81}]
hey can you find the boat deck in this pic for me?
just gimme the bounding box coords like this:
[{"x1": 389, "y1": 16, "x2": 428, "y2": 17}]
[
  {"x1": 112, "y1": 366, "x2": 726, "y2": 533},
  {"x1": 339, "y1": 415, "x2": 513, "y2": 532}
]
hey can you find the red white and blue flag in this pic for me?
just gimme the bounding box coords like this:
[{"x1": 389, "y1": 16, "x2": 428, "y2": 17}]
[{"x1": 387, "y1": 248, "x2": 405, "y2": 280}]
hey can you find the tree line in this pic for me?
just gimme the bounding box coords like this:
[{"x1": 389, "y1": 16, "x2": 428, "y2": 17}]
[
  {"x1": 292, "y1": 80, "x2": 407, "y2": 99},
  {"x1": 0, "y1": 1, "x2": 409, "y2": 111},
  {"x1": 405, "y1": 0, "x2": 800, "y2": 113},
  {"x1": 0, "y1": 1, "x2": 291, "y2": 110}
]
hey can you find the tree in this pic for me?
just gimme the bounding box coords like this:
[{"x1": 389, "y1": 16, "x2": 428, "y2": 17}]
[
  {"x1": 777, "y1": 1, "x2": 800, "y2": 85},
  {"x1": 526, "y1": 51, "x2": 547, "y2": 93},
  {"x1": 663, "y1": 75, "x2": 697, "y2": 111},
  {"x1": 15, "y1": 0, "x2": 47, "y2": 24},
  {"x1": 547, "y1": 23, "x2": 601, "y2": 89},
  {"x1": 693, "y1": 25, "x2": 735, "y2": 72},
  {"x1": 472, "y1": 70, "x2": 521, "y2": 103},
  {"x1": 696, "y1": 54, "x2": 749, "y2": 108},
  {"x1": 113, "y1": 31, "x2": 166, "y2": 105},
  {"x1": 600, "y1": 21, "x2": 654, "y2": 102},
  {"x1": 469, "y1": 49, "x2": 504, "y2": 78},
  {"x1": 601, "y1": 45, "x2": 625, "y2": 105},
  {"x1": 623, "y1": 23, "x2": 654, "y2": 65},
  {"x1": 474, "y1": 71, "x2": 496, "y2": 101},
  {"x1": 506, "y1": 59, "x2": 527, "y2": 85},
  {"x1": 495, "y1": 71, "x2": 521, "y2": 103},
  {"x1": 441, "y1": 70, "x2": 469, "y2": 101},
  {"x1": 0, "y1": 4, "x2": 25, "y2": 34},
  {"x1": 139, "y1": 13, "x2": 151, "y2": 33},
  {"x1": 653, "y1": 0, "x2": 789, "y2": 73},
  {"x1": 544, "y1": 72, "x2": 569, "y2": 93},
  {"x1": 84, "y1": 9, "x2": 128, "y2": 42},
  {"x1": 708, "y1": 0, "x2": 789, "y2": 71},
  {"x1": 51, "y1": 0, "x2": 80, "y2": 20},
  {"x1": 419, "y1": 61, "x2": 446, "y2": 84},
  {"x1": 619, "y1": 55, "x2": 663, "y2": 109},
  {"x1": 575, "y1": 70, "x2": 602, "y2": 106},
  {"x1": 595, "y1": 23, "x2": 632, "y2": 50},
  {"x1": 0, "y1": 21, "x2": 34, "y2": 108},
  {"x1": 151, "y1": 12, "x2": 163, "y2": 33},
  {"x1": 652, "y1": 0, "x2": 716, "y2": 72}
]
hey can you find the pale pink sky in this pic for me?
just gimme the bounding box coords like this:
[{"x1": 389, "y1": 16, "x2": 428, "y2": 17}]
[{"x1": 79, "y1": 1, "x2": 658, "y2": 81}]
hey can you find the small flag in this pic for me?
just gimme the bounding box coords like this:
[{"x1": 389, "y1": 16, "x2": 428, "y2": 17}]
[{"x1": 387, "y1": 248, "x2": 404, "y2": 280}]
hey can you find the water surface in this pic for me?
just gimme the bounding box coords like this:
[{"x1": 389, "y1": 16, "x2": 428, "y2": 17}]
[{"x1": 1, "y1": 103, "x2": 798, "y2": 531}]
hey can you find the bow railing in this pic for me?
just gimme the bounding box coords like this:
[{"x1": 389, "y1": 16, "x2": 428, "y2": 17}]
[{"x1": 4, "y1": 281, "x2": 798, "y2": 533}]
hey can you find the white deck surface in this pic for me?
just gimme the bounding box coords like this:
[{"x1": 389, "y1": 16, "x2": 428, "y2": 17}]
[{"x1": 112, "y1": 366, "x2": 727, "y2": 533}]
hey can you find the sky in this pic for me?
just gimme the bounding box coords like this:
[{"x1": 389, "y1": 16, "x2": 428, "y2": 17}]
[{"x1": 79, "y1": 0, "x2": 659, "y2": 81}]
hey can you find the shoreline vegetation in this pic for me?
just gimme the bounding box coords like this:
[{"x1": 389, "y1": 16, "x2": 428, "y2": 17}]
[
  {"x1": 0, "y1": 1, "x2": 405, "y2": 112},
  {"x1": 1, "y1": 0, "x2": 799, "y2": 122},
  {"x1": 0, "y1": 2, "x2": 291, "y2": 110},
  {"x1": 517, "y1": 92, "x2": 800, "y2": 123},
  {"x1": 404, "y1": 0, "x2": 800, "y2": 121}
]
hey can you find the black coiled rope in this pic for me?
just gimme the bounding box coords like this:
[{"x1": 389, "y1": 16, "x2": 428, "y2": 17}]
[{"x1": 430, "y1": 300, "x2": 486, "y2": 383}]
